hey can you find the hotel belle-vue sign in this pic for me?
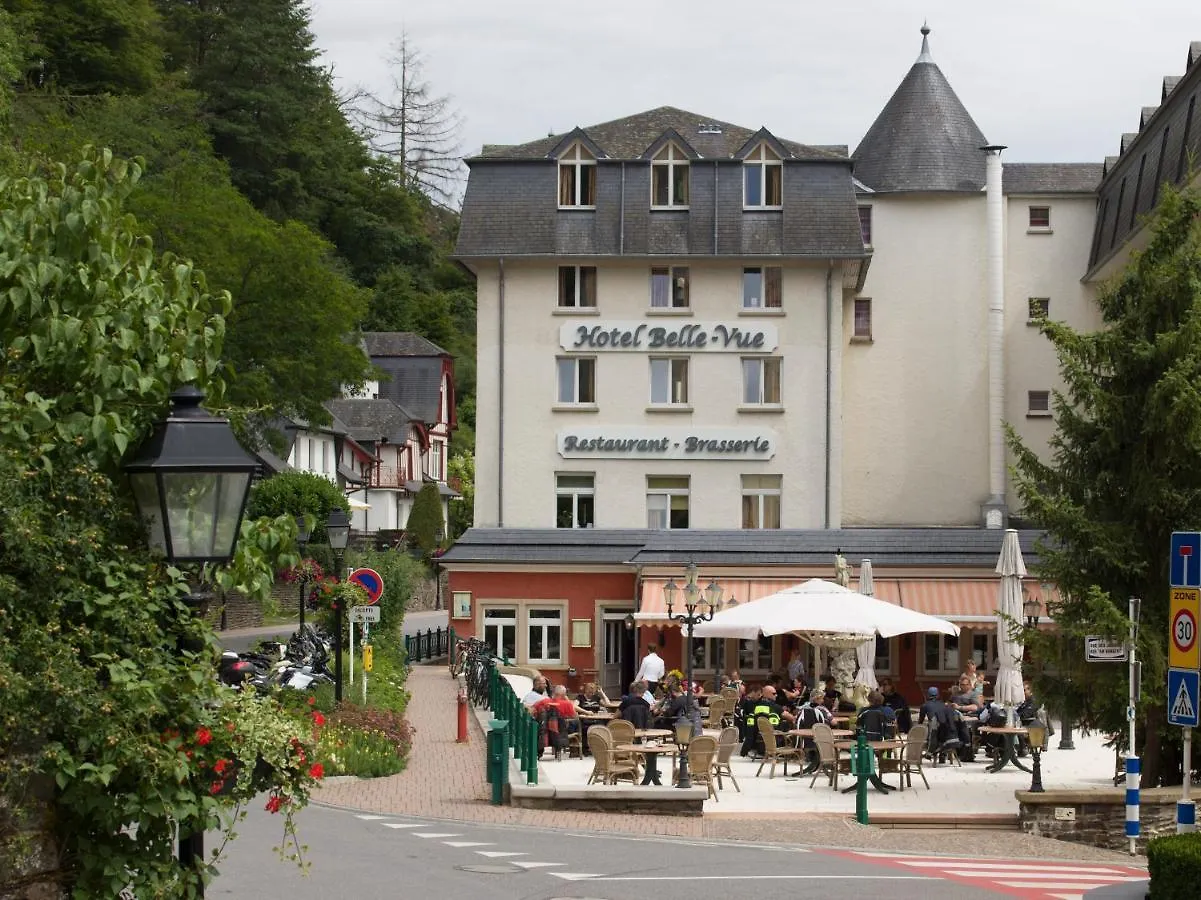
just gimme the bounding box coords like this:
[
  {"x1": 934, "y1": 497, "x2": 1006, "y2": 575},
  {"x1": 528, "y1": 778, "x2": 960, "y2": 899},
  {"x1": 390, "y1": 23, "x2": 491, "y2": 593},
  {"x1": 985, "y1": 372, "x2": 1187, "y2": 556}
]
[
  {"x1": 559, "y1": 321, "x2": 779, "y2": 353},
  {"x1": 557, "y1": 427, "x2": 778, "y2": 461}
]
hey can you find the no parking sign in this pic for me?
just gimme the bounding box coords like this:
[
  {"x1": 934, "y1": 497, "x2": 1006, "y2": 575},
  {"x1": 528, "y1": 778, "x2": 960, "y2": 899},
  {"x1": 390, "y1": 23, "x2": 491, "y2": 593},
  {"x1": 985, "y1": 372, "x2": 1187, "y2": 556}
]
[{"x1": 348, "y1": 567, "x2": 384, "y2": 606}]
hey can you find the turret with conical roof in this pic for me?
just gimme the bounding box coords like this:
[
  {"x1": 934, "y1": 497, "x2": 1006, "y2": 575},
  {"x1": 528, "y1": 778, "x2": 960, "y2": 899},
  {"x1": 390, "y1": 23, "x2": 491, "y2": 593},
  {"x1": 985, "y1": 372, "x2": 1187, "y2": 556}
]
[{"x1": 853, "y1": 25, "x2": 988, "y2": 192}]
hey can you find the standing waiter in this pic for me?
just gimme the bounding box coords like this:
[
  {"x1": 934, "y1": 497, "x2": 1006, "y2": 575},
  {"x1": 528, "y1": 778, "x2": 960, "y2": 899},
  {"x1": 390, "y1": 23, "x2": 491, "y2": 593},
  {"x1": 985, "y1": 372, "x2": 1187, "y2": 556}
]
[{"x1": 635, "y1": 644, "x2": 665, "y2": 695}]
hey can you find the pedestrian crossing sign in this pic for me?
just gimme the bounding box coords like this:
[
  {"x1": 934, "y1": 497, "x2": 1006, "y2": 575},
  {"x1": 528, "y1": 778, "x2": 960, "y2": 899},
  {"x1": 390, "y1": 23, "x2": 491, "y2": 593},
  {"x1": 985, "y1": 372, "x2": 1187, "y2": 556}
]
[{"x1": 1168, "y1": 668, "x2": 1200, "y2": 728}]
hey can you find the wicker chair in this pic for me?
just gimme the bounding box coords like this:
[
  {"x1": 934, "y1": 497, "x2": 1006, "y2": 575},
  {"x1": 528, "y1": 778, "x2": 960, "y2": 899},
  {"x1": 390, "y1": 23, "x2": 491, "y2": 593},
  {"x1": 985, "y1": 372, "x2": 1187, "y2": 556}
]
[
  {"x1": 686, "y1": 735, "x2": 719, "y2": 801},
  {"x1": 809, "y1": 722, "x2": 851, "y2": 789},
  {"x1": 720, "y1": 687, "x2": 740, "y2": 706},
  {"x1": 604, "y1": 719, "x2": 641, "y2": 776},
  {"x1": 755, "y1": 717, "x2": 803, "y2": 779},
  {"x1": 712, "y1": 725, "x2": 741, "y2": 792},
  {"x1": 565, "y1": 716, "x2": 583, "y2": 759},
  {"x1": 703, "y1": 697, "x2": 725, "y2": 729},
  {"x1": 586, "y1": 726, "x2": 638, "y2": 785}
]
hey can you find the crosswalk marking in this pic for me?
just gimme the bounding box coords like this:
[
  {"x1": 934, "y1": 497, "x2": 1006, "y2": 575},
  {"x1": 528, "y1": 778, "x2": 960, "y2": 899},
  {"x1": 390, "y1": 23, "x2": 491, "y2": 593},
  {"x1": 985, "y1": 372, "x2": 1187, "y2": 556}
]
[
  {"x1": 511, "y1": 861, "x2": 563, "y2": 869},
  {"x1": 382, "y1": 823, "x2": 424, "y2": 829},
  {"x1": 413, "y1": 832, "x2": 460, "y2": 839},
  {"x1": 442, "y1": 841, "x2": 492, "y2": 848},
  {"x1": 354, "y1": 815, "x2": 387, "y2": 821},
  {"x1": 898, "y1": 861, "x2": 1129, "y2": 874},
  {"x1": 475, "y1": 850, "x2": 526, "y2": 858},
  {"x1": 549, "y1": 873, "x2": 602, "y2": 881}
]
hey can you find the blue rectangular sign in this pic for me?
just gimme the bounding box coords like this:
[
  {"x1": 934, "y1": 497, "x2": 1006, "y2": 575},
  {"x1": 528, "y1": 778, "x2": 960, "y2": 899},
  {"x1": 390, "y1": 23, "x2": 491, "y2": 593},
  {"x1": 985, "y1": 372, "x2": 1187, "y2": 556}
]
[
  {"x1": 1171, "y1": 532, "x2": 1201, "y2": 588},
  {"x1": 1168, "y1": 667, "x2": 1200, "y2": 728}
]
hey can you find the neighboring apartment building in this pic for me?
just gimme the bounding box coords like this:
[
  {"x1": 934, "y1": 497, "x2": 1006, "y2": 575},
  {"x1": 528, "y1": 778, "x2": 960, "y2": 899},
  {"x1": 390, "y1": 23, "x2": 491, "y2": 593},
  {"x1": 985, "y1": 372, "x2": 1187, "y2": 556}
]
[
  {"x1": 441, "y1": 29, "x2": 1201, "y2": 700},
  {"x1": 256, "y1": 331, "x2": 458, "y2": 536}
]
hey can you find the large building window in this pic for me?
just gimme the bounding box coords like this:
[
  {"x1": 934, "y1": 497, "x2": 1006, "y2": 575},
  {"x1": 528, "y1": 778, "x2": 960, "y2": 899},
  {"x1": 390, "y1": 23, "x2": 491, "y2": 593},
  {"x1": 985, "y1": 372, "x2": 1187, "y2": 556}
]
[
  {"x1": 558, "y1": 143, "x2": 597, "y2": 207},
  {"x1": 738, "y1": 635, "x2": 774, "y2": 672},
  {"x1": 429, "y1": 440, "x2": 443, "y2": 481},
  {"x1": 650, "y1": 266, "x2": 690, "y2": 308},
  {"x1": 741, "y1": 474, "x2": 781, "y2": 529},
  {"x1": 558, "y1": 266, "x2": 597, "y2": 308},
  {"x1": 647, "y1": 476, "x2": 689, "y2": 529},
  {"x1": 555, "y1": 473, "x2": 595, "y2": 528},
  {"x1": 527, "y1": 608, "x2": 563, "y2": 666},
  {"x1": 742, "y1": 357, "x2": 782, "y2": 405},
  {"x1": 556, "y1": 357, "x2": 596, "y2": 404},
  {"x1": 651, "y1": 143, "x2": 689, "y2": 208},
  {"x1": 923, "y1": 633, "x2": 959, "y2": 675},
  {"x1": 742, "y1": 266, "x2": 782, "y2": 309},
  {"x1": 743, "y1": 143, "x2": 782, "y2": 208},
  {"x1": 649, "y1": 357, "x2": 689, "y2": 405},
  {"x1": 483, "y1": 607, "x2": 517, "y2": 661}
]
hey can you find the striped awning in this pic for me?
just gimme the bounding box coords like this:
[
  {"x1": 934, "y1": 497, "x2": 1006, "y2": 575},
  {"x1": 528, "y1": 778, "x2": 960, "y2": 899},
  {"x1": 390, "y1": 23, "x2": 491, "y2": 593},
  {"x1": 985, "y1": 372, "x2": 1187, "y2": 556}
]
[{"x1": 635, "y1": 577, "x2": 1054, "y2": 627}]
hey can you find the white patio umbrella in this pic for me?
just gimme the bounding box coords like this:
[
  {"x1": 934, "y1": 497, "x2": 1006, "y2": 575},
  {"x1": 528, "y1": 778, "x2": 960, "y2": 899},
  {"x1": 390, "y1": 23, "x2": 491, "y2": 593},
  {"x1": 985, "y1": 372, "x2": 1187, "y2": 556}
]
[
  {"x1": 994, "y1": 528, "x2": 1028, "y2": 714},
  {"x1": 854, "y1": 559, "x2": 880, "y2": 689},
  {"x1": 692, "y1": 578, "x2": 959, "y2": 641}
]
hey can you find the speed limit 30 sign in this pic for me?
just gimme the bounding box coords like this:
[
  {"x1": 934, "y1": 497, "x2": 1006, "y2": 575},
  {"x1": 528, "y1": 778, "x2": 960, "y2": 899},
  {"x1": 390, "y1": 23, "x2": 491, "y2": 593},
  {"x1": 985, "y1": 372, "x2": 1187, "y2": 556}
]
[{"x1": 1170, "y1": 587, "x2": 1201, "y2": 669}]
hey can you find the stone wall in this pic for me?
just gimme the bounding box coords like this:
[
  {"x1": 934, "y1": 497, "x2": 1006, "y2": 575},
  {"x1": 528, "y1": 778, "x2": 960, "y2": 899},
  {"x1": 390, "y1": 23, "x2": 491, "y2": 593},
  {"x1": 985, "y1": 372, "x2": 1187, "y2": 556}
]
[
  {"x1": 0, "y1": 770, "x2": 64, "y2": 900},
  {"x1": 1018, "y1": 786, "x2": 1183, "y2": 853}
]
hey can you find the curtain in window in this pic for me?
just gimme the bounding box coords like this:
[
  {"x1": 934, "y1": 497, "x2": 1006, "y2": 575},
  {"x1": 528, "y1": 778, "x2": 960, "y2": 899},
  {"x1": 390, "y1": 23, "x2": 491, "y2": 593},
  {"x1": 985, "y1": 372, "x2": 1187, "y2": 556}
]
[
  {"x1": 673, "y1": 164, "x2": 689, "y2": 205},
  {"x1": 742, "y1": 359, "x2": 761, "y2": 404},
  {"x1": 765, "y1": 267, "x2": 782, "y2": 308},
  {"x1": 650, "y1": 269, "x2": 669, "y2": 307},
  {"x1": 766, "y1": 165, "x2": 782, "y2": 205},
  {"x1": 559, "y1": 166, "x2": 575, "y2": 205},
  {"x1": 580, "y1": 268, "x2": 597, "y2": 307},
  {"x1": 580, "y1": 166, "x2": 596, "y2": 205},
  {"x1": 763, "y1": 359, "x2": 781, "y2": 403}
]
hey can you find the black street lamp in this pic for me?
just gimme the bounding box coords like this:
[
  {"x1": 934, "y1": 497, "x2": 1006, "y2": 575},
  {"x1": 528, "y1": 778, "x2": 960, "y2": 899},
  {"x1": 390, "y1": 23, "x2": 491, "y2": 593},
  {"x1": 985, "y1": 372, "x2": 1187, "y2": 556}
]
[
  {"x1": 326, "y1": 507, "x2": 351, "y2": 703},
  {"x1": 1025, "y1": 720, "x2": 1048, "y2": 792},
  {"x1": 664, "y1": 563, "x2": 723, "y2": 790},
  {"x1": 124, "y1": 386, "x2": 257, "y2": 896},
  {"x1": 295, "y1": 515, "x2": 311, "y2": 630}
]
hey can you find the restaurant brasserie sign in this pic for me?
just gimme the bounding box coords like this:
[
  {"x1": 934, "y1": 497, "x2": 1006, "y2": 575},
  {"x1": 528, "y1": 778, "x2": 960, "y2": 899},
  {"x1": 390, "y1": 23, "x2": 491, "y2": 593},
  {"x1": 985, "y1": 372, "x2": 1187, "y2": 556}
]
[
  {"x1": 559, "y1": 321, "x2": 778, "y2": 353},
  {"x1": 557, "y1": 427, "x2": 777, "y2": 460}
]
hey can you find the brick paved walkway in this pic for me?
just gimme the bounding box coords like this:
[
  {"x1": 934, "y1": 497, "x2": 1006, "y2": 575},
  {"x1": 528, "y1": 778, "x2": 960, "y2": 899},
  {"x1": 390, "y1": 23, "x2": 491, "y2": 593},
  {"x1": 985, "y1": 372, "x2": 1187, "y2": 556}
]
[{"x1": 311, "y1": 665, "x2": 1139, "y2": 862}]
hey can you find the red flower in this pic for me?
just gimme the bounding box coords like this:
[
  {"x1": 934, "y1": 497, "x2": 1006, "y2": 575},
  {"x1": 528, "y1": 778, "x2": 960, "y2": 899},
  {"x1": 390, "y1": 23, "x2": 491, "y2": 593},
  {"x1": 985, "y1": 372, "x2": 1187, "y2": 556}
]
[
  {"x1": 307, "y1": 696, "x2": 316, "y2": 706},
  {"x1": 195, "y1": 727, "x2": 213, "y2": 746},
  {"x1": 209, "y1": 780, "x2": 223, "y2": 795},
  {"x1": 309, "y1": 762, "x2": 324, "y2": 779},
  {"x1": 312, "y1": 711, "x2": 325, "y2": 727},
  {"x1": 265, "y1": 795, "x2": 283, "y2": 813},
  {"x1": 213, "y1": 759, "x2": 230, "y2": 774}
]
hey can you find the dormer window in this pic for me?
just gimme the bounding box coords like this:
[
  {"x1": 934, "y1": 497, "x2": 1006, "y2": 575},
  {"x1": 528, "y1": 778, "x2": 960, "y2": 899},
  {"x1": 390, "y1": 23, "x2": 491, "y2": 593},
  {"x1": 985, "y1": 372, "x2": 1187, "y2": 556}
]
[
  {"x1": 744, "y1": 143, "x2": 782, "y2": 208},
  {"x1": 559, "y1": 143, "x2": 596, "y2": 208},
  {"x1": 651, "y1": 143, "x2": 689, "y2": 208}
]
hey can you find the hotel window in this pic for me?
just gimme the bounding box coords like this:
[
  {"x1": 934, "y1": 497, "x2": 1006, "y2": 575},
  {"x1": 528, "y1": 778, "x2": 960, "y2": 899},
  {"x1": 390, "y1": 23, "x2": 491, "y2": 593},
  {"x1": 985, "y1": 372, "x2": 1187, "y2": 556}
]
[
  {"x1": 1028, "y1": 390, "x2": 1051, "y2": 416},
  {"x1": 874, "y1": 635, "x2": 893, "y2": 674},
  {"x1": 483, "y1": 607, "x2": 517, "y2": 661},
  {"x1": 650, "y1": 266, "x2": 690, "y2": 308},
  {"x1": 1028, "y1": 297, "x2": 1049, "y2": 322},
  {"x1": 558, "y1": 266, "x2": 597, "y2": 308},
  {"x1": 646, "y1": 476, "x2": 689, "y2": 529},
  {"x1": 558, "y1": 142, "x2": 596, "y2": 207},
  {"x1": 527, "y1": 608, "x2": 563, "y2": 666},
  {"x1": 853, "y1": 298, "x2": 872, "y2": 340},
  {"x1": 858, "y1": 206, "x2": 872, "y2": 245},
  {"x1": 742, "y1": 266, "x2": 782, "y2": 309},
  {"x1": 743, "y1": 143, "x2": 782, "y2": 207},
  {"x1": 971, "y1": 632, "x2": 996, "y2": 670},
  {"x1": 651, "y1": 143, "x2": 689, "y2": 208},
  {"x1": 556, "y1": 357, "x2": 596, "y2": 404},
  {"x1": 741, "y1": 474, "x2": 781, "y2": 529},
  {"x1": 923, "y1": 633, "x2": 959, "y2": 675},
  {"x1": 738, "y1": 634, "x2": 773, "y2": 672},
  {"x1": 1028, "y1": 206, "x2": 1050, "y2": 229},
  {"x1": 555, "y1": 473, "x2": 595, "y2": 528},
  {"x1": 742, "y1": 357, "x2": 782, "y2": 405},
  {"x1": 649, "y1": 358, "x2": 689, "y2": 405},
  {"x1": 689, "y1": 637, "x2": 724, "y2": 673}
]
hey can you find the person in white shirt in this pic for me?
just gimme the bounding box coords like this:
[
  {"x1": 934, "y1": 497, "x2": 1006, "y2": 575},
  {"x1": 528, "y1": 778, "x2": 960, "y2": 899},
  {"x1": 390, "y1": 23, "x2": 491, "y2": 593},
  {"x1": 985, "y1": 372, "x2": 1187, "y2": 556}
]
[
  {"x1": 521, "y1": 675, "x2": 548, "y2": 708},
  {"x1": 634, "y1": 645, "x2": 665, "y2": 694}
]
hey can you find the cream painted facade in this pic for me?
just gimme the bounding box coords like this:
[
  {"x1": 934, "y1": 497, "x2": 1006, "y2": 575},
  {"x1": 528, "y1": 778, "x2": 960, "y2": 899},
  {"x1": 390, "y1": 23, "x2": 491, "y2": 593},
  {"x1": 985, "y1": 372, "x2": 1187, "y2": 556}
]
[{"x1": 474, "y1": 258, "x2": 854, "y2": 529}]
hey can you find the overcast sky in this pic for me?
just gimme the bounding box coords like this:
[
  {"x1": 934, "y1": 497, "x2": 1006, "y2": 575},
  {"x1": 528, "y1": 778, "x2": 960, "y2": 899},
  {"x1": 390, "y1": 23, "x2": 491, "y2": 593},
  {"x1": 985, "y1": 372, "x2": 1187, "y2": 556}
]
[{"x1": 309, "y1": 0, "x2": 1199, "y2": 177}]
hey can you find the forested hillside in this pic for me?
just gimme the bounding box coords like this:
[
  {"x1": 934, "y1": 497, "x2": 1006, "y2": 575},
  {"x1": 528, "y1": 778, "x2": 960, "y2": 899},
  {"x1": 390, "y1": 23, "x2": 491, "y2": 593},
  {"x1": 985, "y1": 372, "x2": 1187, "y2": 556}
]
[{"x1": 2, "y1": 0, "x2": 477, "y2": 466}]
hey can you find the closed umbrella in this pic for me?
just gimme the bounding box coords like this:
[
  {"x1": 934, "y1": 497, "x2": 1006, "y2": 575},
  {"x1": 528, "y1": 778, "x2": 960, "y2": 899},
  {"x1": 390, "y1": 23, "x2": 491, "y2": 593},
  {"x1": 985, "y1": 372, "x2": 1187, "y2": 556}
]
[
  {"x1": 854, "y1": 559, "x2": 879, "y2": 689},
  {"x1": 994, "y1": 529, "x2": 1027, "y2": 715}
]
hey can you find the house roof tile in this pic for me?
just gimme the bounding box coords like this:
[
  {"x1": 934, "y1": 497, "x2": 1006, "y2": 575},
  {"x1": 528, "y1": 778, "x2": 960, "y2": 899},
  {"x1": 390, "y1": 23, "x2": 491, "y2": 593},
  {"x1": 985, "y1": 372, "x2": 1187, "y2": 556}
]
[{"x1": 1003, "y1": 163, "x2": 1102, "y2": 195}]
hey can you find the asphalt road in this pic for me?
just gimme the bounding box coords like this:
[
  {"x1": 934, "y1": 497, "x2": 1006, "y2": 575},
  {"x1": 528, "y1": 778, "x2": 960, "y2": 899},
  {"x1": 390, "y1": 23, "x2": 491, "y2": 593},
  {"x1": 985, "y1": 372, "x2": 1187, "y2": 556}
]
[{"x1": 208, "y1": 804, "x2": 967, "y2": 900}]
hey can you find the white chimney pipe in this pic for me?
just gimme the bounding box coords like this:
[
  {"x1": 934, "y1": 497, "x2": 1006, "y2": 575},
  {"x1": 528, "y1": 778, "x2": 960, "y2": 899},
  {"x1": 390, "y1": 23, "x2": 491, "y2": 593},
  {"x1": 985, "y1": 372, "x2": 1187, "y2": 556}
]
[{"x1": 983, "y1": 145, "x2": 1007, "y2": 526}]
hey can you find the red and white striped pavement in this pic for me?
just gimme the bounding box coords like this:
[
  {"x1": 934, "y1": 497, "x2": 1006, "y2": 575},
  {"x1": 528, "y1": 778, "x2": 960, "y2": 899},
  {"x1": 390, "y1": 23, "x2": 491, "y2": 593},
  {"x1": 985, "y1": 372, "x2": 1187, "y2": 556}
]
[{"x1": 830, "y1": 851, "x2": 1147, "y2": 899}]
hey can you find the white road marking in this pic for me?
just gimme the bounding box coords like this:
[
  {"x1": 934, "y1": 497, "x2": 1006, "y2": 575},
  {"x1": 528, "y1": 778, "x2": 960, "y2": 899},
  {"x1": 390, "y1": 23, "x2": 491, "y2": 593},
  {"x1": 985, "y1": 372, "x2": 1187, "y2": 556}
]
[
  {"x1": 442, "y1": 841, "x2": 493, "y2": 848},
  {"x1": 553, "y1": 874, "x2": 936, "y2": 882},
  {"x1": 898, "y1": 861, "x2": 1131, "y2": 874},
  {"x1": 475, "y1": 851, "x2": 527, "y2": 858},
  {"x1": 382, "y1": 823, "x2": 424, "y2": 829},
  {"x1": 354, "y1": 815, "x2": 387, "y2": 820},
  {"x1": 549, "y1": 873, "x2": 603, "y2": 881},
  {"x1": 413, "y1": 833, "x2": 461, "y2": 839},
  {"x1": 1000, "y1": 882, "x2": 1139, "y2": 891},
  {"x1": 511, "y1": 861, "x2": 563, "y2": 869}
]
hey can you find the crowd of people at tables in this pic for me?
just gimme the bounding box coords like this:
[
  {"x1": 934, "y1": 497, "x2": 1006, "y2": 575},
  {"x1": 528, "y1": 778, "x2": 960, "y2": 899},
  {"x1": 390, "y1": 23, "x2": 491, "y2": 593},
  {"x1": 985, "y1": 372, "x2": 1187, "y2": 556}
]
[{"x1": 518, "y1": 645, "x2": 1045, "y2": 764}]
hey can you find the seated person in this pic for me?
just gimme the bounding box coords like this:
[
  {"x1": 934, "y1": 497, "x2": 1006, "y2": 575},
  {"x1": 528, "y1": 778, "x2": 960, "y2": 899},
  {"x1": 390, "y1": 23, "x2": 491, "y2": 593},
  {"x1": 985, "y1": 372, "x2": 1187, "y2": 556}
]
[
  {"x1": 918, "y1": 686, "x2": 959, "y2": 749},
  {"x1": 727, "y1": 670, "x2": 744, "y2": 691},
  {"x1": 531, "y1": 685, "x2": 580, "y2": 757},
  {"x1": 618, "y1": 680, "x2": 652, "y2": 729},
  {"x1": 963, "y1": 660, "x2": 987, "y2": 699},
  {"x1": 751, "y1": 685, "x2": 797, "y2": 733},
  {"x1": 1015, "y1": 680, "x2": 1039, "y2": 725},
  {"x1": 737, "y1": 684, "x2": 763, "y2": 756},
  {"x1": 950, "y1": 675, "x2": 982, "y2": 716},
  {"x1": 521, "y1": 675, "x2": 549, "y2": 709},
  {"x1": 654, "y1": 683, "x2": 702, "y2": 736},
  {"x1": 857, "y1": 690, "x2": 897, "y2": 740},
  {"x1": 576, "y1": 682, "x2": 605, "y2": 712},
  {"x1": 782, "y1": 677, "x2": 807, "y2": 707},
  {"x1": 878, "y1": 677, "x2": 912, "y2": 734},
  {"x1": 796, "y1": 689, "x2": 833, "y2": 727}
]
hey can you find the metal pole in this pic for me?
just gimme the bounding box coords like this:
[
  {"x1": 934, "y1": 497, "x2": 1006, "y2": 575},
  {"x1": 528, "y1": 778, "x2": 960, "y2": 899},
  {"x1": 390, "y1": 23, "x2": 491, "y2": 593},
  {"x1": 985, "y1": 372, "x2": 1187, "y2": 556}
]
[
  {"x1": 1126, "y1": 596, "x2": 1140, "y2": 855},
  {"x1": 298, "y1": 572, "x2": 306, "y2": 631},
  {"x1": 349, "y1": 608, "x2": 355, "y2": 686},
  {"x1": 1181, "y1": 727, "x2": 1195, "y2": 833},
  {"x1": 334, "y1": 549, "x2": 345, "y2": 703},
  {"x1": 362, "y1": 621, "x2": 369, "y2": 705},
  {"x1": 677, "y1": 614, "x2": 694, "y2": 789}
]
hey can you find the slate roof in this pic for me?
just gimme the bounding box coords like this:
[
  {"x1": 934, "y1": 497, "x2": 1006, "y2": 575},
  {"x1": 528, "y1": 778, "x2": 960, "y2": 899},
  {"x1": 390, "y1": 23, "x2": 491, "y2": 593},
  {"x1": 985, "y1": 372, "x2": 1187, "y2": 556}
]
[
  {"x1": 439, "y1": 528, "x2": 1048, "y2": 568},
  {"x1": 1002, "y1": 163, "x2": 1102, "y2": 195},
  {"x1": 323, "y1": 399, "x2": 416, "y2": 444},
  {"x1": 473, "y1": 106, "x2": 847, "y2": 162},
  {"x1": 362, "y1": 332, "x2": 449, "y2": 358},
  {"x1": 853, "y1": 28, "x2": 989, "y2": 193},
  {"x1": 371, "y1": 357, "x2": 444, "y2": 424}
]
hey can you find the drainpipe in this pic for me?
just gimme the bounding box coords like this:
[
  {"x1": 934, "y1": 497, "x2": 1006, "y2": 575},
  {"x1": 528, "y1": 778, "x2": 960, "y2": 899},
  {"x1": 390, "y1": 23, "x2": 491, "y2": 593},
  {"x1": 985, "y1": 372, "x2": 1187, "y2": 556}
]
[
  {"x1": 982, "y1": 145, "x2": 1007, "y2": 527},
  {"x1": 498, "y1": 257, "x2": 505, "y2": 527},
  {"x1": 619, "y1": 162, "x2": 625, "y2": 254},
  {"x1": 824, "y1": 261, "x2": 833, "y2": 529},
  {"x1": 713, "y1": 162, "x2": 719, "y2": 254}
]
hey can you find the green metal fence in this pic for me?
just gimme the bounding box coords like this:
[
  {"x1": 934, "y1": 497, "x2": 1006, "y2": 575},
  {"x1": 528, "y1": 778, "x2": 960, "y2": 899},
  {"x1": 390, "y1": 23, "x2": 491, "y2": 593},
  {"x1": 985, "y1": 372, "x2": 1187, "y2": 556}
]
[
  {"x1": 405, "y1": 626, "x2": 452, "y2": 663},
  {"x1": 485, "y1": 666, "x2": 538, "y2": 785}
]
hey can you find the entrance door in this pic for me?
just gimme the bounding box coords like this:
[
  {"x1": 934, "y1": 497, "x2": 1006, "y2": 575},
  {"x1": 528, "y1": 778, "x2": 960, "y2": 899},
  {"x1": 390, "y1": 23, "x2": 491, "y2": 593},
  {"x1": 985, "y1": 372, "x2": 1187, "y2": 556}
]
[{"x1": 601, "y1": 611, "x2": 635, "y2": 698}]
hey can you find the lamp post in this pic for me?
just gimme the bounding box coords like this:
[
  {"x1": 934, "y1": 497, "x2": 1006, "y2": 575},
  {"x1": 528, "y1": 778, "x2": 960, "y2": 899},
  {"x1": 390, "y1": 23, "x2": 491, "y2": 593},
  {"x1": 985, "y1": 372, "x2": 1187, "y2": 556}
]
[
  {"x1": 326, "y1": 507, "x2": 351, "y2": 703},
  {"x1": 664, "y1": 563, "x2": 723, "y2": 789},
  {"x1": 295, "y1": 515, "x2": 311, "y2": 630},
  {"x1": 124, "y1": 386, "x2": 257, "y2": 896},
  {"x1": 1026, "y1": 721, "x2": 1047, "y2": 792}
]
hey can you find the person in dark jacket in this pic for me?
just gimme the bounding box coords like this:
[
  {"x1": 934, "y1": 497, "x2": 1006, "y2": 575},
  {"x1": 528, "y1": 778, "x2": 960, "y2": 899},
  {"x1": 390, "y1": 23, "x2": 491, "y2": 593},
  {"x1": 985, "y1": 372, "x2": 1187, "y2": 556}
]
[
  {"x1": 619, "y1": 680, "x2": 652, "y2": 730},
  {"x1": 878, "y1": 677, "x2": 912, "y2": 734}
]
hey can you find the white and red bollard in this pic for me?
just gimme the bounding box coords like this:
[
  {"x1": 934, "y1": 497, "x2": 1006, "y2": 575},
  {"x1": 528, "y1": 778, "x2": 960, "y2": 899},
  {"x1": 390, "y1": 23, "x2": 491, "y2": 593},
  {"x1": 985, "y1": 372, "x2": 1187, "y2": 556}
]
[{"x1": 456, "y1": 686, "x2": 469, "y2": 743}]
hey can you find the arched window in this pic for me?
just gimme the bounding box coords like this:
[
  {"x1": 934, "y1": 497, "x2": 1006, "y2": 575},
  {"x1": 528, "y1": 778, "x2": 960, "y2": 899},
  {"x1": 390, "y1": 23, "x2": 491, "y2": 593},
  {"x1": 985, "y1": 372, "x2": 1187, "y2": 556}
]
[
  {"x1": 558, "y1": 142, "x2": 597, "y2": 207},
  {"x1": 651, "y1": 143, "x2": 690, "y2": 207},
  {"x1": 743, "y1": 143, "x2": 782, "y2": 208}
]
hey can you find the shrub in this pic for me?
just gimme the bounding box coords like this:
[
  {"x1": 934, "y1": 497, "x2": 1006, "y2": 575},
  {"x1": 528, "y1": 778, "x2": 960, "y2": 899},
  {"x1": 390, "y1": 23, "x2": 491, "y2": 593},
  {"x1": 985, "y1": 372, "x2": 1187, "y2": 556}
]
[
  {"x1": 317, "y1": 724, "x2": 407, "y2": 778},
  {"x1": 247, "y1": 471, "x2": 349, "y2": 544},
  {"x1": 345, "y1": 547, "x2": 424, "y2": 638},
  {"x1": 406, "y1": 482, "x2": 444, "y2": 556},
  {"x1": 1148, "y1": 832, "x2": 1201, "y2": 899}
]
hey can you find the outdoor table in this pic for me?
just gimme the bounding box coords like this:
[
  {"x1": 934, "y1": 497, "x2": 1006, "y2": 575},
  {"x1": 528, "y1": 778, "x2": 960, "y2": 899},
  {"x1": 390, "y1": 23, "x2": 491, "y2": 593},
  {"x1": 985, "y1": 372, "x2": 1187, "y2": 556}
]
[
  {"x1": 836, "y1": 739, "x2": 904, "y2": 793},
  {"x1": 831, "y1": 715, "x2": 850, "y2": 726},
  {"x1": 615, "y1": 742, "x2": 678, "y2": 786},
  {"x1": 578, "y1": 711, "x2": 613, "y2": 721},
  {"x1": 978, "y1": 726, "x2": 1032, "y2": 774},
  {"x1": 634, "y1": 728, "x2": 673, "y2": 740},
  {"x1": 786, "y1": 728, "x2": 854, "y2": 774}
]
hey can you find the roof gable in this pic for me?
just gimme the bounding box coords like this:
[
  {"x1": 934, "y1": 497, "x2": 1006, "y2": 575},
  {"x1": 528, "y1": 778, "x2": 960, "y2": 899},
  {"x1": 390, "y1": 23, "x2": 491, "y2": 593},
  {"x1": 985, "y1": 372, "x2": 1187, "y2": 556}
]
[
  {"x1": 362, "y1": 332, "x2": 449, "y2": 358},
  {"x1": 733, "y1": 128, "x2": 793, "y2": 161},
  {"x1": 640, "y1": 128, "x2": 700, "y2": 161}
]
